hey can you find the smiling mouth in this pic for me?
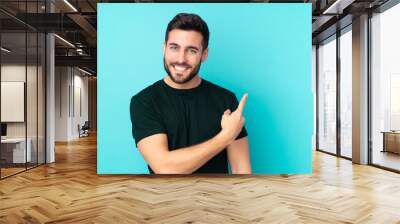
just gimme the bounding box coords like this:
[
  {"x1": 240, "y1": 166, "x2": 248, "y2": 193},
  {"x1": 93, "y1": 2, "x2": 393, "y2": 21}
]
[{"x1": 173, "y1": 64, "x2": 190, "y2": 72}]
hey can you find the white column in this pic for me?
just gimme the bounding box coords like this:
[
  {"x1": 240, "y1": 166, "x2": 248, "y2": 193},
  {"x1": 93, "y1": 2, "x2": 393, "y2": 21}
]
[
  {"x1": 45, "y1": 1, "x2": 55, "y2": 163},
  {"x1": 46, "y1": 33, "x2": 55, "y2": 163},
  {"x1": 352, "y1": 14, "x2": 369, "y2": 164}
]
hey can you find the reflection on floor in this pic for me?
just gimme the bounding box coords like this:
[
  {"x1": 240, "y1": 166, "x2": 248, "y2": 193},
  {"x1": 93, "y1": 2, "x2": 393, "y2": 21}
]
[
  {"x1": 373, "y1": 150, "x2": 400, "y2": 171},
  {"x1": 0, "y1": 167, "x2": 25, "y2": 177},
  {"x1": 0, "y1": 163, "x2": 41, "y2": 178}
]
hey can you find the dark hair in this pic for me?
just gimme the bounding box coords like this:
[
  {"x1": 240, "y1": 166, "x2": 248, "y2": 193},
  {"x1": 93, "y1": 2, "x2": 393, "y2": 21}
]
[{"x1": 165, "y1": 13, "x2": 209, "y2": 49}]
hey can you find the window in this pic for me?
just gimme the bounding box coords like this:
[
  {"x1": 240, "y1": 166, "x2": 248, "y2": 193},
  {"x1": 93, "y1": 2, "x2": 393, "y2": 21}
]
[
  {"x1": 339, "y1": 28, "x2": 352, "y2": 158},
  {"x1": 317, "y1": 36, "x2": 337, "y2": 154},
  {"x1": 371, "y1": 2, "x2": 400, "y2": 171}
]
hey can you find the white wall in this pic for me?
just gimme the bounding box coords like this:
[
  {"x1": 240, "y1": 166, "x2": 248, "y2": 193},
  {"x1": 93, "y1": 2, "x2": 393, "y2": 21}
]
[
  {"x1": 1, "y1": 65, "x2": 26, "y2": 131},
  {"x1": 1, "y1": 65, "x2": 41, "y2": 137},
  {"x1": 73, "y1": 73, "x2": 89, "y2": 138},
  {"x1": 55, "y1": 66, "x2": 69, "y2": 141},
  {"x1": 55, "y1": 67, "x2": 89, "y2": 141}
]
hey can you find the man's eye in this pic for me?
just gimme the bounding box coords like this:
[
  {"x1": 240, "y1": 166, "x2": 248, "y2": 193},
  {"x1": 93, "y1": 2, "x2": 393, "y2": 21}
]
[
  {"x1": 169, "y1": 46, "x2": 177, "y2": 50},
  {"x1": 189, "y1": 49, "x2": 197, "y2": 54}
]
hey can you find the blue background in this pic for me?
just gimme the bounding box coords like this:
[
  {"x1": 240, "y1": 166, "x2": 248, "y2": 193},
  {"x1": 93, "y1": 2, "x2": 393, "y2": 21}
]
[{"x1": 98, "y1": 3, "x2": 313, "y2": 174}]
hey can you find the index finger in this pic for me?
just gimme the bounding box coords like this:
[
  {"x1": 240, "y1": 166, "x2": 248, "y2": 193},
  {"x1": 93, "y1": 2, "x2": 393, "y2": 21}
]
[{"x1": 236, "y1": 93, "x2": 248, "y2": 115}]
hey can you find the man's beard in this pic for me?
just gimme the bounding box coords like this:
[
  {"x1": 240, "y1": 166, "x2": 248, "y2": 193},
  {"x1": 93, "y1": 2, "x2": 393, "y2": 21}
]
[{"x1": 163, "y1": 57, "x2": 202, "y2": 84}]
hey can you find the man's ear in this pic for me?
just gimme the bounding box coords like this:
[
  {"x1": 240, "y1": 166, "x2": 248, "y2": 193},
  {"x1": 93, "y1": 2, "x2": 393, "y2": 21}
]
[
  {"x1": 201, "y1": 48, "x2": 209, "y2": 62},
  {"x1": 163, "y1": 42, "x2": 166, "y2": 54}
]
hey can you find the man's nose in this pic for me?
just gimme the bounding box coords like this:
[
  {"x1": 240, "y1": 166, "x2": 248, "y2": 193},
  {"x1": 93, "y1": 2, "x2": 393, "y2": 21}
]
[{"x1": 177, "y1": 50, "x2": 187, "y2": 63}]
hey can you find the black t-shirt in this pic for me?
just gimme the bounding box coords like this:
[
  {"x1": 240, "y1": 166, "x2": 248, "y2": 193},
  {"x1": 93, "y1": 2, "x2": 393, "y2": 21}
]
[{"x1": 129, "y1": 79, "x2": 247, "y2": 174}]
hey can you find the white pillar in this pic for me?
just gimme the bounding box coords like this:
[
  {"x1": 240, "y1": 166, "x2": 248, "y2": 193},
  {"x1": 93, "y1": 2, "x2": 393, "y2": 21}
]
[
  {"x1": 46, "y1": 1, "x2": 55, "y2": 163},
  {"x1": 352, "y1": 14, "x2": 369, "y2": 164}
]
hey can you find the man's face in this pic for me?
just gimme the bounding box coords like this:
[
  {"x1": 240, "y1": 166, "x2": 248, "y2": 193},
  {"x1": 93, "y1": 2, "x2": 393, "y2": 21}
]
[{"x1": 164, "y1": 29, "x2": 208, "y2": 84}]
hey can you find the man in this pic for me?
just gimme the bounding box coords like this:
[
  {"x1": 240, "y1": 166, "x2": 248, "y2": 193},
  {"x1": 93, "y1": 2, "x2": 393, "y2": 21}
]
[{"x1": 130, "y1": 13, "x2": 251, "y2": 174}]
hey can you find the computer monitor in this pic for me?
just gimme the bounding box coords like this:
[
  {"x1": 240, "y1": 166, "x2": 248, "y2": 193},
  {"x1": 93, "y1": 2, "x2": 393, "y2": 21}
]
[{"x1": 1, "y1": 123, "x2": 7, "y2": 137}]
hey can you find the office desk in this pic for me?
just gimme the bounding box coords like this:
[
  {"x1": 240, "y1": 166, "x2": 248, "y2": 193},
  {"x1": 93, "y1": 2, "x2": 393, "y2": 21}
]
[
  {"x1": 1, "y1": 138, "x2": 31, "y2": 163},
  {"x1": 381, "y1": 131, "x2": 400, "y2": 154}
]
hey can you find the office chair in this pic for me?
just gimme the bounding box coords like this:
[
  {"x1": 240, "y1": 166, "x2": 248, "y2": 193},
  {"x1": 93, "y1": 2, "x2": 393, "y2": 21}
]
[{"x1": 79, "y1": 121, "x2": 90, "y2": 138}]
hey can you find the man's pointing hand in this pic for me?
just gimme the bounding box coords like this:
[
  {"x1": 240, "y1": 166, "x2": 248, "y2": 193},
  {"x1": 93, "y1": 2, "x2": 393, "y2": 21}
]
[{"x1": 220, "y1": 93, "x2": 248, "y2": 143}]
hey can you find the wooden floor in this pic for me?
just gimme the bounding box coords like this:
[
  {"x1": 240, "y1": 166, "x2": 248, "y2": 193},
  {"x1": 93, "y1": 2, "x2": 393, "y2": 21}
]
[
  {"x1": 1, "y1": 163, "x2": 46, "y2": 178},
  {"x1": 0, "y1": 167, "x2": 26, "y2": 178},
  {"x1": 1, "y1": 135, "x2": 400, "y2": 223}
]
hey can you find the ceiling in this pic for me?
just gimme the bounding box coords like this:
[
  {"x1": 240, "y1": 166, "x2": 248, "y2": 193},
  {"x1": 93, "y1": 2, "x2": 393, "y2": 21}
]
[{"x1": 0, "y1": 0, "x2": 394, "y2": 75}]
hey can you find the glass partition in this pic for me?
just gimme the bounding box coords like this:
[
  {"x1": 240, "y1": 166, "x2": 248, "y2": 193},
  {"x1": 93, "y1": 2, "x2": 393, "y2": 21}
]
[
  {"x1": 0, "y1": 1, "x2": 46, "y2": 179},
  {"x1": 1, "y1": 31, "x2": 28, "y2": 177}
]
